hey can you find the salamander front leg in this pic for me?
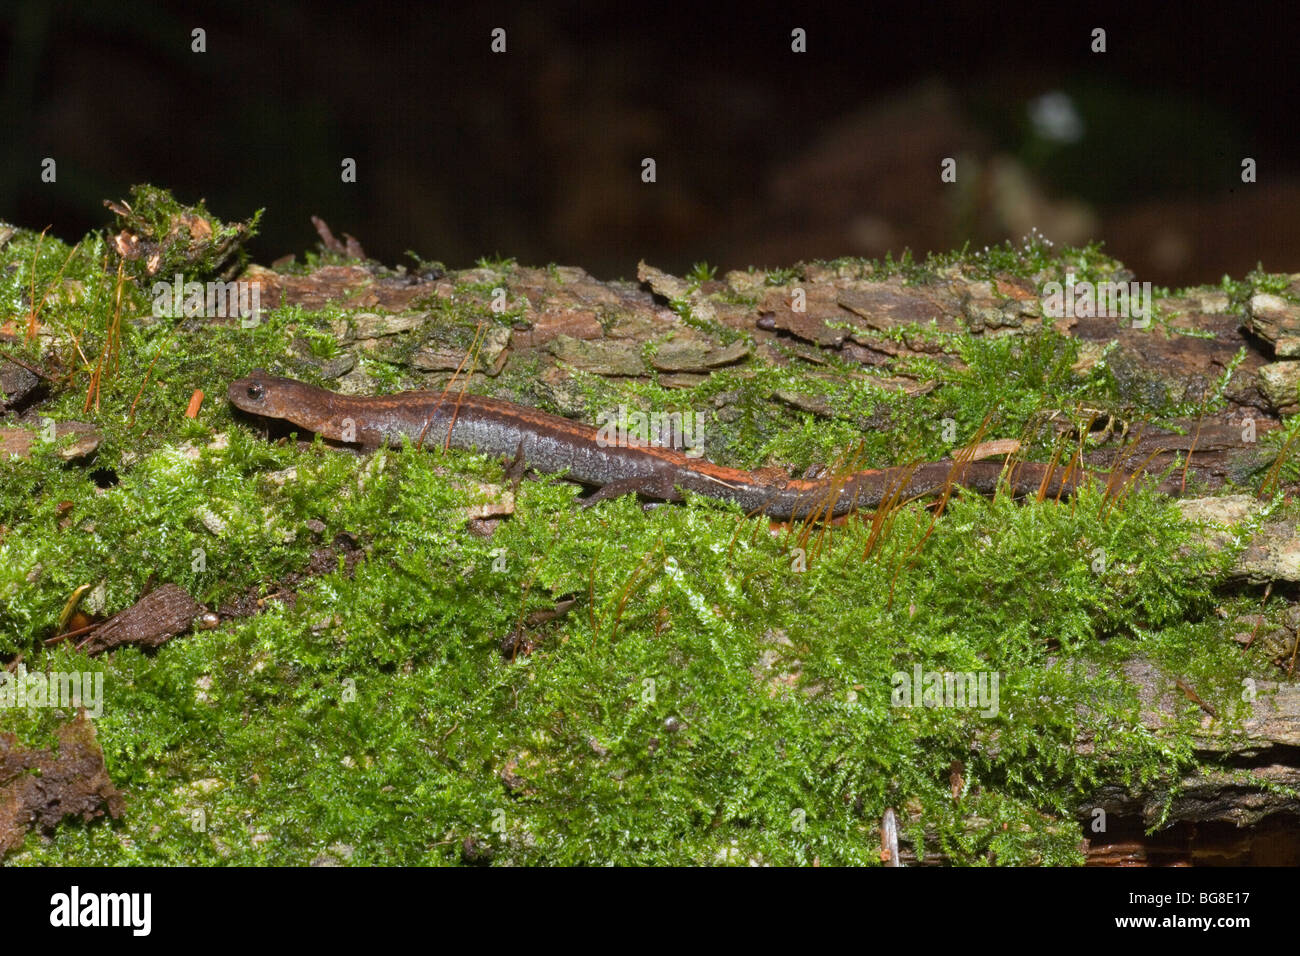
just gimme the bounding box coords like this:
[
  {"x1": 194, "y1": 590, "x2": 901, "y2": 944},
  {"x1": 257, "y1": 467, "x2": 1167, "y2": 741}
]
[
  {"x1": 579, "y1": 474, "x2": 684, "y2": 509},
  {"x1": 503, "y1": 440, "x2": 529, "y2": 487}
]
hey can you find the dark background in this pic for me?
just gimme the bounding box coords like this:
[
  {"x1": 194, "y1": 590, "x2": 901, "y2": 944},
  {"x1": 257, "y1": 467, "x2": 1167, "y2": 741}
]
[{"x1": 2, "y1": 0, "x2": 1297, "y2": 284}]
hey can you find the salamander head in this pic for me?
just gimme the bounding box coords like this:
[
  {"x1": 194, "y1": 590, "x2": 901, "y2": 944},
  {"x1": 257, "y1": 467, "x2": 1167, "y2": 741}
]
[
  {"x1": 229, "y1": 369, "x2": 357, "y2": 443},
  {"x1": 227, "y1": 369, "x2": 300, "y2": 420}
]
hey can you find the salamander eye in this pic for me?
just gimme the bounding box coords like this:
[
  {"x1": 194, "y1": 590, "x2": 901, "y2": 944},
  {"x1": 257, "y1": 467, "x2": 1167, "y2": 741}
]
[{"x1": 246, "y1": 383, "x2": 265, "y2": 401}]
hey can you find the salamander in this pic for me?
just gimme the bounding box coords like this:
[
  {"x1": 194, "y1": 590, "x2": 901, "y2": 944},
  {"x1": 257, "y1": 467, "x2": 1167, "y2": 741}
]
[{"x1": 227, "y1": 369, "x2": 1083, "y2": 519}]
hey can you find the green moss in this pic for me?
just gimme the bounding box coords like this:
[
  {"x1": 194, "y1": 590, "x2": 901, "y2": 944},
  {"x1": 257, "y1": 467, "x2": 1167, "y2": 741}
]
[
  {"x1": 474, "y1": 254, "x2": 518, "y2": 273},
  {"x1": 105, "y1": 183, "x2": 261, "y2": 282},
  {"x1": 686, "y1": 261, "x2": 717, "y2": 285},
  {"x1": 1218, "y1": 266, "x2": 1299, "y2": 313},
  {"x1": 0, "y1": 190, "x2": 1282, "y2": 865},
  {"x1": 821, "y1": 233, "x2": 1124, "y2": 290},
  {"x1": 7, "y1": 455, "x2": 1256, "y2": 864},
  {"x1": 763, "y1": 266, "x2": 802, "y2": 286},
  {"x1": 666, "y1": 295, "x2": 749, "y2": 346}
]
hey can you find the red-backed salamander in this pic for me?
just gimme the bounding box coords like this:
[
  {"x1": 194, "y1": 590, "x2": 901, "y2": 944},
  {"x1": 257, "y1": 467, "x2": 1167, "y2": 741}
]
[{"x1": 227, "y1": 369, "x2": 1084, "y2": 520}]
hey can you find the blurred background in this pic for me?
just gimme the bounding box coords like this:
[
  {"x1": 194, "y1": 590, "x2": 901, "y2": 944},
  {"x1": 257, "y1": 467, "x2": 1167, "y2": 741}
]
[{"x1": 2, "y1": 0, "x2": 1297, "y2": 285}]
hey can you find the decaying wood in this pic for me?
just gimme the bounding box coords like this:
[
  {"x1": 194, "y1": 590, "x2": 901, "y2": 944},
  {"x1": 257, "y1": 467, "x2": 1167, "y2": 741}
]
[
  {"x1": 890, "y1": 657, "x2": 1300, "y2": 866},
  {"x1": 0, "y1": 349, "x2": 42, "y2": 409},
  {"x1": 0, "y1": 420, "x2": 100, "y2": 461},
  {"x1": 0, "y1": 715, "x2": 125, "y2": 857},
  {"x1": 11, "y1": 234, "x2": 1300, "y2": 859},
  {"x1": 76, "y1": 583, "x2": 203, "y2": 656},
  {"x1": 1091, "y1": 658, "x2": 1300, "y2": 823},
  {"x1": 230, "y1": 256, "x2": 1300, "y2": 852}
]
